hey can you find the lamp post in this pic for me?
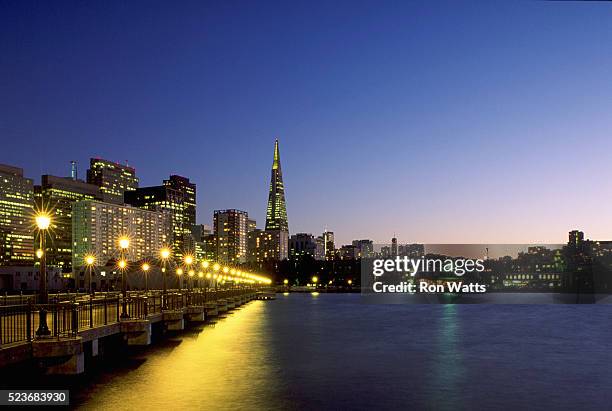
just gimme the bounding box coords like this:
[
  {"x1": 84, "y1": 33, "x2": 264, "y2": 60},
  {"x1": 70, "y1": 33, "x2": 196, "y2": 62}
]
[
  {"x1": 142, "y1": 263, "x2": 150, "y2": 293},
  {"x1": 35, "y1": 212, "x2": 51, "y2": 337},
  {"x1": 312, "y1": 276, "x2": 318, "y2": 289},
  {"x1": 160, "y1": 248, "x2": 171, "y2": 309},
  {"x1": 85, "y1": 254, "x2": 95, "y2": 295},
  {"x1": 118, "y1": 236, "x2": 130, "y2": 319},
  {"x1": 176, "y1": 268, "x2": 183, "y2": 290},
  {"x1": 184, "y1": 255, "x2": 193, "y2": 291}
]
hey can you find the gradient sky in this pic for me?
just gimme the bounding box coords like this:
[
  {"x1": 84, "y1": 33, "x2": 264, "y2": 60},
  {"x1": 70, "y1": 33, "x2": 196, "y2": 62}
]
[{"x1": 1, "y1": 1, "x2": 612, "y2": 245}]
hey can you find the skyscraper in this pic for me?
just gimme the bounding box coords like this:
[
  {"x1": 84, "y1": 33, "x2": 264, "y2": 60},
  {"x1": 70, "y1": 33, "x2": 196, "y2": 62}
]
[
  {"x1": 262, "y1": 139, "x2": 289, "y2": 261},
  {"x1": 265, "y1": 139, "x2": 288, "y2": 232},
  {"x1": 0, "y1": 164, "x2": 34, "y2": 266},
  {"x1": 214, "y1": 209, "x2": 248, "y2": 264},
  {"x1": 86, "y1": 158, "x2": 138, "y2": 204},
  {"x1": 37, "y1": 175, "x2": 101, "y2": 272},
  {"x1": 124, "y1": 184, "x2": 185, "y2": 261},
  {"x1": 164, "y1": 175, "x2": 196, "y2": 233}
]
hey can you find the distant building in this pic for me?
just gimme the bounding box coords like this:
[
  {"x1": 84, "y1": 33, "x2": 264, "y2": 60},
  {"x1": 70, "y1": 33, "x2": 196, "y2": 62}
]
[
  {"x1": 323, "y1": 231, "x2": 335, "y2": 260},
  {"x1": 72, "y1": 200, "x2": 171, "y2": 269},
  {"x1": 569, "y1": 230, "x2": 584, "y2": 248},
  {"x1": 214, "y1": 209, "x2": 248, "y2": 264},
  {"x1": 352, "y1": 239, "x2": 374, "y2": 258},
  {"x1": 0, "y1": 164, "x2": 34, "y2": 266},
  {"x1": 398, "y1": 243, "x2": 425, "y2": 258},
  {"x1": 315, "y1": 236, "x2": 325, "y2": 260},
  {"x1": 37, "y1": 175, "x2": 101, "y2": 272},
  {"x1": 339, "y1": 244, "x2": 358, "y2": 260},
  {"x1": 391, "y1": 237, "x2": 398, "y2": 257},
  {"x1": 380, "y1": 246, "x2": 391, "y2": 258},
  {"x1": 289, "y1": 233, "x2": 317, "y2": 260},
  {"x1": 86, "y1": 158, "x2": 138, "y2": 204},
  {"x1": 248, "y1": 229, "x2": 289, "y2": 263}
]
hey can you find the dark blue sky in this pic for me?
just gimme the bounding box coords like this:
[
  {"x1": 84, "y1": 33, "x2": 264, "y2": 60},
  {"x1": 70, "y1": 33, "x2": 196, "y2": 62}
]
[{"x1": 2, "y1": 1, "x2": 612, "y2": 244}]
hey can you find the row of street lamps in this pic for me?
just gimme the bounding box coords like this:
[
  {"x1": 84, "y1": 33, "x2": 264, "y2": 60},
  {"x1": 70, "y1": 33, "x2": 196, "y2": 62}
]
[{"x1": 33, "y1": 211, "x2": 272, "y2": 337}]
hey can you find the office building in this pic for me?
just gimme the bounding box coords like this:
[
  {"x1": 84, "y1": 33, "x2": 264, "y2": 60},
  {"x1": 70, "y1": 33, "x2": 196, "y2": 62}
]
[
  {"x1": 289, "y1": 233, "x2": 317, "y2": 260},
  {"x1": 0, "y1": 164, "x2": 34, "y2": 266},
  {"x1": 86, "y1": 158, "x2": 138, "y2": 204},
  {"x1": 37, "y1": 175, "x2": 101, "y2": 272},
  {"x1": 214, "y1": 209, "x2": 248, "y2": 264}
]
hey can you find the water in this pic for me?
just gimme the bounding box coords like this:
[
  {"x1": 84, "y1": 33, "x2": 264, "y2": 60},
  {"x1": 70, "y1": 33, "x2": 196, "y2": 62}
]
[{"x1": 5, "y1": 293, "x2": 612, "y2": 410}]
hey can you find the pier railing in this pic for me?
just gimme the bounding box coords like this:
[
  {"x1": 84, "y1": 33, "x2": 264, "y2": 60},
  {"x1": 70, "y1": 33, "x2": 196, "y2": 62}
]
[{"x1": 0, "y1": 288, "x2": 257, "y2": 345}]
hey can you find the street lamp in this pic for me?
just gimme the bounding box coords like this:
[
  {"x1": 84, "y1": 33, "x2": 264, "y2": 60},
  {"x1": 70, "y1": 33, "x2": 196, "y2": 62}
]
[
  {"x1": 85, "y1": 254, "x2": 96, "y2": 294},
  {"x1": 312, "y1": 276, "x2": 318, "y2": 288},
  {"x1": 118, "y1": 236, "x2": 130, "y2": 319},
  {"x1": 35, "y1": 212, "x2": 51, "y2": 337},
  {"x1": 142, "y1": 263, "x2": 150, "y2": 292},
  {"x1": 160, "y1": 247, "x2": 171, "y2": 309},
  {"x1": 184, "y1": 255, "x2": 194, "y2": 290}
]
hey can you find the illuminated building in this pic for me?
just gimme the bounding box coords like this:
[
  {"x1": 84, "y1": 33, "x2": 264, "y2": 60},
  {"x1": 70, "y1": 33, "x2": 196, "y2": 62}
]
[
  {"x1": 125, "y1": 180, "x2": 189, "y2": 262},
  {"x1": 72, "y1": 200, "x2": 171, "y2": 268},
  {"x1": 339, "y1": 244, "x2": 358, "y2": 260},
  {"x1": 0, "y1": 164, "x2": 34, "y2": 266},
  {"x1": 248, "y1": 229, "x2": 288, "y2": 263},
  {"x1": 352, "y1": 239, "x2": 374, "y2": 258},
  {"x1": 263, "y1": 139, "x2": 289, "y2": 261},
  {"x1": 315, "y1": 236, "x2": 325, "y2": 260},
  {"x1": 289, "y1": 233, "x2": 316, "y2": 260},
  {"x1": 214, "y1": 209, "x2": 248, "y2": 264},
  {"x1": 323, "y1": 230, "x2": 335, "y2": 260},
  {"x1": 164, "y1": 175, "x2": 196, "y2": 234},
  {"x1": 391, "y1": 237, "x2": 398, "y2": 257},
  {"x1": 86, "y1": 158, "x2": 138, "y2": 204},
  {"x1": 37, "y1": 175, "x2": 101, "y2": 272},
  {"x1": 265, "y1": 139, "x2": 289, "y2": 232},
  {"x1": 247, "y1": 218, "x2": 257, "y2": 233}
]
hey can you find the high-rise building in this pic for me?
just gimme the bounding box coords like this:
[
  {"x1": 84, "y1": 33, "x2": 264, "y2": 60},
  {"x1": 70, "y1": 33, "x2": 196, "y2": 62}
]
[
  {"x1": 391, "y1": 237, "x2": 398, "y2": 257},
  {"x1": 352, "y1": 239, "x2": 374, "y2": 258},
  {"x1": 569, "y1": 230, "x2": 584, "y2": 248},
  {"x1": 289, "y1": 233, "x2": 317, "y2": 260},
  {"x1": 72, "y1": 200, "x2": 171, "y2": 269},
  {"x1": 339, "y1": 244, "x2": 357, "y2": 260},
  {"x1": 86, "y1": 158, "x2": 138, "y2": 204},
  {"x1": 125, "y1": 183, "x2": 186, "y2": 261},
  {"x1": 265, "y1": 139, "x2": 289, "y2": 232},
  {"x1": 37, "y1": 175, "x2": 101, "y2": 272},
  {"x1": 315, "y1": 236, "x2": 325, "y2": 260},
  {"x1": 0, "y1": 164, "x2": 34, "y2": 266},
  {"x1": 214, "y1": 209, "x2": 248, "y2": 264},
  {"x1": 324, "y1": 230, "x2": 335, "y2": 260},
  {"x1": 164, "y1": 175, "x2": 196, "y2": 234}
]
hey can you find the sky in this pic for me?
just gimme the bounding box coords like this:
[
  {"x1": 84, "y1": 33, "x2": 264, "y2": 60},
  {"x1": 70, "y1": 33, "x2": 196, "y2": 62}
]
[{"x1": 1, "y1": 0, "x2": 612, "y2": 245}]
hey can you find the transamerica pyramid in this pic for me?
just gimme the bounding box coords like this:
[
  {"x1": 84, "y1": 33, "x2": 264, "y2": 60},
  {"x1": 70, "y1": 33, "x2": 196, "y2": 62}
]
[{"x1": 265, "y1": 139, "x2": 289, "y2": 232}]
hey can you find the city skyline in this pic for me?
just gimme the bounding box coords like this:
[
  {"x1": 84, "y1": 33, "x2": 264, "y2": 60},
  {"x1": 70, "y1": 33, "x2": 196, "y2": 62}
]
[{"x1": 3, "y1": 1, "x2": 612, "y2": 244}]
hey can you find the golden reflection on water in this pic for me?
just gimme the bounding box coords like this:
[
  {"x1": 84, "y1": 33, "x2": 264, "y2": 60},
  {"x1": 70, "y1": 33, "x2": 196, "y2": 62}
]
[{"x1": 85, "y1": 301, "x2": 280, "y2": 411}]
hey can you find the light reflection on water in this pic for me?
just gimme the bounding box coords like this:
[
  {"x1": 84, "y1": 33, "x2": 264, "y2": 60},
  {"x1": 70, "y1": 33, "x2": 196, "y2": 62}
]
[
  {"x1": 77, "y1": 301, "x2": 285, "y2": 410},
  {"x1": 64, "y1": 293, "x2": 612, "y2": 410}
]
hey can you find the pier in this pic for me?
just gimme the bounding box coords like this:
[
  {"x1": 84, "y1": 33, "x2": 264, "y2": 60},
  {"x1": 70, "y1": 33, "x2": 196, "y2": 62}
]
[{"x1": 0, "y1": 287, "x2": 273, "y2": 375}]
